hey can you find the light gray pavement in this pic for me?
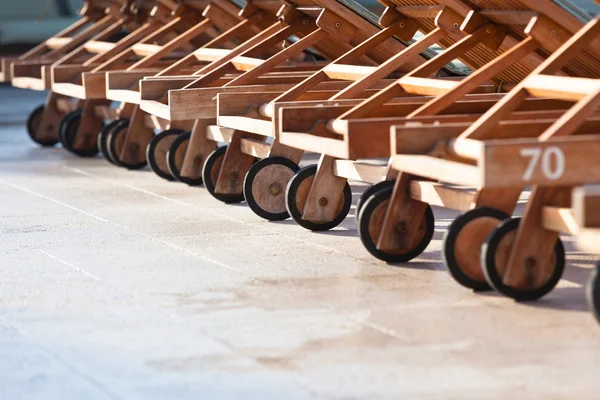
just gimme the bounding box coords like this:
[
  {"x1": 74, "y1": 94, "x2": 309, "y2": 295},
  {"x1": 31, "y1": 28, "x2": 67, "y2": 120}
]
[{"x1": 1, "y1": 86, "x2": 600, "y2": 400}]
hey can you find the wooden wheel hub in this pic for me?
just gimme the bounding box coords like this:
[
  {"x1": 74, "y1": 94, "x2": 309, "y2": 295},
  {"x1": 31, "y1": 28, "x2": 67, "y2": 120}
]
[
  {"x1": 129, "y1": 142, "x2": 140, "y2": 153},
  {"x1": 192, "y1": 155, "x2": 203, "y2": 167},
  {"x1": 396, "y1": 221, "x2": 407, "y2": 233},
  {"x1": 269, "y1": 183, "x2": 281, "y2": 196},
  {"x1": 249, "y1": 162, "x2": 297, "y2": 217}
]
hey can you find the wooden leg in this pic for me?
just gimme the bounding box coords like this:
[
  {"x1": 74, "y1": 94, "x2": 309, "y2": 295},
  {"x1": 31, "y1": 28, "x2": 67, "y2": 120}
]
[
  {"x1": 302, "y1": 155, "x2": 348, "y2": 223},
  {"x1": 72, "y1": 99, "x2": 109, "y2": 151},
  {"x1": 180, "y1": 119, "x2": 217, "y2": 179},
  {"x1": 117, "y1": 102, "x2": 135, "y2": 120},
  {"x1": 268, "y1": 139, "x2": 303, "y2": 164},
  {"x1": 119, "y1": 105, "x2": 153, "y2": 165},
  {"x1": 36, "y1": 91, "x2": 67, "y2": 142},
  {"x1": 375, "y1": 173, "x2": 427, "y2": 252},
  {"x1": 214, "y1": 130, "x2": 262, "y2": 195},
  {"x1": 502, "y1": 186, "x2": 571, "y2": 289}
]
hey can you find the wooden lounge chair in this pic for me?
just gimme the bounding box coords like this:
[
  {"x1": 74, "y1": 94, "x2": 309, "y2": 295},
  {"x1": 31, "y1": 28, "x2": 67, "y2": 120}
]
[
  {"x1": 234, "y1": 0, "x2": 557, "y2": 224},
  {"x1": 213, "y1": 0, "x2": 469, "y2": 219},
  {"x1": 100, "y1": 0, "x2": 280, "y2": 171},
  {"x1": 48, "y1": 0, "x2": 228, "y2": 157},
  {"x1": 363, "y1": 3, "x2": 600, "y2": 297},
  {"x1": 456, "y1": 12, "x2": 600, "y2": 301},
  {"x1": 272, "y1": 0, "x2": 591, "y2": 233},
  {"x1": 135, "y1": 0, "x2": 390, "y2": 186},
  {"x1": 20, "y1": 0, "x2": 154, "y2": 148},
  {"x1": 92, "y1": 0, "x2": 330, "y2": 174}
]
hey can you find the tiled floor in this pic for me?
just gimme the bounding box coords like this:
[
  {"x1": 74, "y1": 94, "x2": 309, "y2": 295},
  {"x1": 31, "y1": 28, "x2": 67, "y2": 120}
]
[{"x1": 1, "y1": 86, "x2": 600, "y2": 400}]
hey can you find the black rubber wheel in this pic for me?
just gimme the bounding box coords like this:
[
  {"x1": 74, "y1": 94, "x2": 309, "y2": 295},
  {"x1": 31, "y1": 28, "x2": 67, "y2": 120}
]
[
  {"x1": 59, "y1": 109, "x2": 99, "y2": 157},
  {"x1": 166, "y1": 131, "x2": 203, "y2": 186},
  {"x1": 97, "y1": 119, "x2": 123, "y2": 165},
  {"x1": 107, "y1": 119, "x2": 129, "y2": 166},
  {"x1": 285, "y1": 164, "x2": 352, "y2": 231},
  {"x1": 107, "y1": 120, "x2": 146, "y2": 170},
  {"x1": 147, "y1": 129, "x2": 184, "y2": 181},
  {"x1": 481, "y1": 217, "x2": 565, "y2": 301},
  {"x1": 58, "y1": 109, "x2": 81, "y2": 151},
  {"x1": 27, "y1": 105, "x2": 57, "y2": 147},
  {"x1": 355, "y1": 180, "x2": 395, "y2": 225},
  {"x1": 358, "y1": 187, "x2": 434, "y2": 263},
  {"x1": 587, "y1": 263, "x2": 600, "y2": 323},
  {"x1": 243, "y1": 157, "x2": 300, "y2": 221},
  {"x1": 442, "y1": 207, "x2": 510, "y2": 292},
  {"x1": 202, "y1": 145, "x2": 245, "y2": 204}
]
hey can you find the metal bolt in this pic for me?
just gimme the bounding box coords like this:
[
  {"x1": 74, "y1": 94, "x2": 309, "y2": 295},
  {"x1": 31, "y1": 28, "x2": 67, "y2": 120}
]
[
  {"x1": 335, "y1": 22, "x2": 341, "y2": 28},
  {"x1": 486, "y1": 26, "x2": 494, "y2": 34},
  {"x1": 525, "y1": 256, "x2": 536, "y2": 271},
  {"x1": 269, "y1": 183, "x2": 281, "y2": 196},
  {"x1": 319, "y1": 197, "x2": 328, "y2": 207},
  {"x1": 230, "y1": 171, "x2": 239, "y2": 181},
  {"x1": 399, "y1": 22, "x2": 405, "y2": 28},
  {"x1": 551, "y1": 30, "x2": 557, "y2": 37},
  {"x1": 524, "y1": 256, "x2": 537, "y2": 286},
  {"x1": 303, "y1": 19, "x2": 309, "y2": 25},
  {"x1": 396, "y1": 221, "x2": 407, "y2": 233},
  {"x1": 453, "y1": 23, "x2": 459, "y2": 29}
]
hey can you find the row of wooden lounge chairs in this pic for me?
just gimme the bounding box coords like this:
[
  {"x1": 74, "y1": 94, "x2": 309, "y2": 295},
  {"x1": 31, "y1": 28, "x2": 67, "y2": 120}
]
[{"x1": 5, "y1": 0, "x2": 600, "y2": 324}]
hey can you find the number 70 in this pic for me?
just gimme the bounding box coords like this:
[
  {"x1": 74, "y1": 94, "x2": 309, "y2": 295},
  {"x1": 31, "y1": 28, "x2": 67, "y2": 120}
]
[{"x1": 519, "y1": 147, "x2": 565, "y2": 181}]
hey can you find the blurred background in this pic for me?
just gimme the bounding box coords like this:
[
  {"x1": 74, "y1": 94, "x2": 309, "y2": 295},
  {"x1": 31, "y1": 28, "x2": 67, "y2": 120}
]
[
  {"x1": 0, "y1": 0, "x2": 598, "y2": 52},
  {"x1": 0, "y1": 0, "x2": 82, "y2": 52}
]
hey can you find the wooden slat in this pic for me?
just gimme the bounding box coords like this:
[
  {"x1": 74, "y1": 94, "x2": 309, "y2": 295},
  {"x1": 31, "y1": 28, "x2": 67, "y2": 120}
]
[
  {"x1": 46, "y1": 37, "x2": 73, "y2": 50},
  {"x1": 409, "y1": 180, "x2": 476, "y2": 211},
  {"x1": 131, "y1": 44, "x2": 164, "y2": 57},
  {"x1": 240, "y1": 137, "x2": 271, "y2": 158},
  {"x1": 524, "y1": 74, "x2": 600, "y2": 101},
  {"x1": 541, "y1": 206, "x2": 578, "y2": 235},
  {"x1": 83, "y1": 40, "x2": 115, "y2": 54},
  {"x1": 206, "y1": 126, "x2": 235, "y2": 142},
  {"x1": 322, "y1": 64, "x2": 377, "y2": 81},
  {"x1": 478, "y1": 10, "x2": 539, "y2": 25},
  {"x1": 333, "y1": 160, "x2": 386, "y2": 183},
  {"x1": 391, "y1": 154, "x2": 481, "y2": 187},
  {"x1": 218, "y1": 116, "x2": 273, "y2": 136},
  {"x1": 398, "y1": 77, "x2": 459, "y2": 96}
]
